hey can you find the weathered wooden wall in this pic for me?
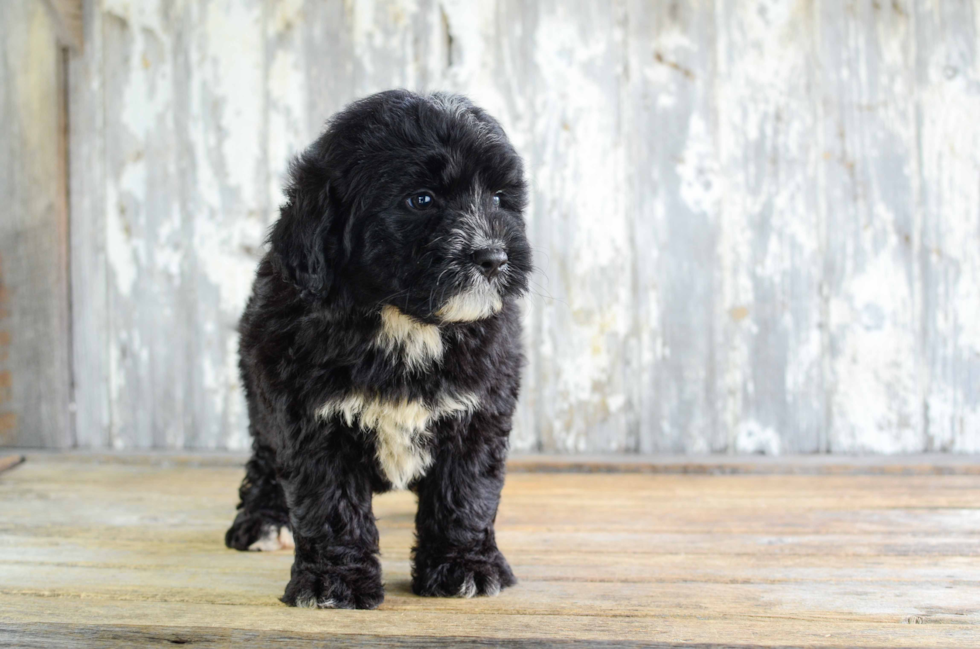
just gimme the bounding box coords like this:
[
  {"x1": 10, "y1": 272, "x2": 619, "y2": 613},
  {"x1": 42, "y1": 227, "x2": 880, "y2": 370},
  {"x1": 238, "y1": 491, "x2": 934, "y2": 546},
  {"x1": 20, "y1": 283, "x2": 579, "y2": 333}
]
[
  {"x1": 15, "y1": 0, "x2": 980, "y2": 453},
  {"x1": 0, "y1": 0, "x2": 74, "y2": 448}
]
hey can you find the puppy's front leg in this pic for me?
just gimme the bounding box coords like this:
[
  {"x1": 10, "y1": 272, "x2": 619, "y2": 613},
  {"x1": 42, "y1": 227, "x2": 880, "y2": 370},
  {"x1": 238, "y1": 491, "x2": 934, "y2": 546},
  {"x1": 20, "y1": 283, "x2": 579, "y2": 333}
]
[
  {"x1": 412, "y1": 417, "x2": 516, "y2": 598},
  {"x1": 279, "y1": 434, "x2": 384, "y2": 610}
]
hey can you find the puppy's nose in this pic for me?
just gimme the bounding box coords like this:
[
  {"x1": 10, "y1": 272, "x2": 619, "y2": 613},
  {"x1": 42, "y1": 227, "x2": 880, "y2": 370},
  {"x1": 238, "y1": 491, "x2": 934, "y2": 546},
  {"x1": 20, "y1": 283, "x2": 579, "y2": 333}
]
[{"x1": 473, "y1": 248, "x2": 508, "y2": 278}]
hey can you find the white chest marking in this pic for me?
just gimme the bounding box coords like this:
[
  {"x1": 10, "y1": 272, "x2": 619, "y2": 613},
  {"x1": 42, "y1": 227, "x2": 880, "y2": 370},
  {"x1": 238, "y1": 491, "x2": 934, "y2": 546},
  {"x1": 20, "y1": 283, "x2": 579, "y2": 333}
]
[
  {"x1": 376, "y1": 305, "x2": 444, "y2": 369},
  {"x1": 317, "y1": 391, "x2": 479, "y2": 489}
]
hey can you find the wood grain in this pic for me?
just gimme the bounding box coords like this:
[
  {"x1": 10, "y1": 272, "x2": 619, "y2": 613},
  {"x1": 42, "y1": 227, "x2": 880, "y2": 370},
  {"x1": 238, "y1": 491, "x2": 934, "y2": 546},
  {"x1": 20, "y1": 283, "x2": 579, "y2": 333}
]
[
  {"x1": 8, "y1": 449, "x2": 980, "y2": 475},
  {"x1": 915, "y1": 0, "x2": 980, "y2": 452},
  {"x1": 626, "y1": 0, "x2": 720, "y2": 454},
  {"x1": 0, "y1": 455, "x2": 24, "y2": 474},
  {"x1": 42, "y1": 0, "x2": 83, "y2": 51},
  {"x1": 525, "y1": 0, "x2": 635, "y2": 453},
  {"x1": 67, "y1": 0, "x2": 109, "y2": 448},
  {"x1": 0, "y1": 624, "x2": 675, "y2": 649},
  {"x1": 15, "y1": 0, "x2": 979, "y2": 453},
  {"x1": 0, "y1": 458, "x2": 977, "y2": 647},
  {"x1": 819, "y1": 0, "x2": 922, "y2": 454},
  {"x1": 0, "y1": 0, "x2": 73, "y2": 448},
  {"x1": 718, "y1": 0, "x2": 827, "y2": 455}
]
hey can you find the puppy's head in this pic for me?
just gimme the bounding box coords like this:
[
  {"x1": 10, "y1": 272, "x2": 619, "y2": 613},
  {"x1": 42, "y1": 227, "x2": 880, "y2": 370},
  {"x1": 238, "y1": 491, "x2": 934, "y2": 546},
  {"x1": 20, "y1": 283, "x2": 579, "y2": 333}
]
[{"x1": 271, "y1": 90, "x2": 531, "y2": 323}]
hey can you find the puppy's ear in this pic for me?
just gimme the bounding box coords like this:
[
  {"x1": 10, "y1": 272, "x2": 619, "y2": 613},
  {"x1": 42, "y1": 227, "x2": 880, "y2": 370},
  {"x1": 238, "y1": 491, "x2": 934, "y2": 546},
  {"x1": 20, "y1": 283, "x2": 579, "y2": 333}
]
[{"x1": 269, "y1": 153, "x2": 340, "y2": 298}]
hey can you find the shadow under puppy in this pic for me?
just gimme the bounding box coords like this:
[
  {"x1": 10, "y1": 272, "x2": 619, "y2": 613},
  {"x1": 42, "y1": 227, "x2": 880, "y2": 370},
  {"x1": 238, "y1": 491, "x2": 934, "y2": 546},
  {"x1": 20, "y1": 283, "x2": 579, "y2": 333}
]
[{"x1": 225, "y1": 90, "x2": 532, "y2": 610}]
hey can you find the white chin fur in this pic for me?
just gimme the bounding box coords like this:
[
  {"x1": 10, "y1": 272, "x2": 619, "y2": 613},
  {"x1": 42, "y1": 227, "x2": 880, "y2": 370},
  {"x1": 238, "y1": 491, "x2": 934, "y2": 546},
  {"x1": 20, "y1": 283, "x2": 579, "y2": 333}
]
[{"x1": 437, "y1": 286, "x2": 503, "y2": 322}]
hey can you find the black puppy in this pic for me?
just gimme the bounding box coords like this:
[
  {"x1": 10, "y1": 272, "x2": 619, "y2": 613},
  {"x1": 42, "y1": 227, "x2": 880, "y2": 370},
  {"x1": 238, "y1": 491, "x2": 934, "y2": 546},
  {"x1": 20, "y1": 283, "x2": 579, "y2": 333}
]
[{"x1": 225, "y1": 90, "x2": 531, "y2": 610}]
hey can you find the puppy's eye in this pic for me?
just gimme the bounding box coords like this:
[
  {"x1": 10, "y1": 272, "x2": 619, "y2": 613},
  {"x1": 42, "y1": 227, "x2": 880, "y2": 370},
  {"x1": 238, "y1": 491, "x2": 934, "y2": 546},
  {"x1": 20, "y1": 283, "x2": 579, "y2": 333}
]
[
  {"x1": 492, "y1": 192, "x2": 503, "y2": 208},
  {"x1": 407, "y1": 192, "x2": 435, "y2": 210}
]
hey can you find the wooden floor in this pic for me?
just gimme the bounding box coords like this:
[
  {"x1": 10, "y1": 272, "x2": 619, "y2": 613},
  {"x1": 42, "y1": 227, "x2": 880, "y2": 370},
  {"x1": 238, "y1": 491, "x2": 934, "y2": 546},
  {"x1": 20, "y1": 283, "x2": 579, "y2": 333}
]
[{"x1": 0, "y1": 455, "x2": 978, "y2": 648}]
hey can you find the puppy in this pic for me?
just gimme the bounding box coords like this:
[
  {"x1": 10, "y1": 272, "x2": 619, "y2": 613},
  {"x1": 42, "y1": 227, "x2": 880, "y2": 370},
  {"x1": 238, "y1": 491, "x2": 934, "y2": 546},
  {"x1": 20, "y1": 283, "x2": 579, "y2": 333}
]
[{"x1": 225, "y1": 90, "x2": 531, "y2": 610}]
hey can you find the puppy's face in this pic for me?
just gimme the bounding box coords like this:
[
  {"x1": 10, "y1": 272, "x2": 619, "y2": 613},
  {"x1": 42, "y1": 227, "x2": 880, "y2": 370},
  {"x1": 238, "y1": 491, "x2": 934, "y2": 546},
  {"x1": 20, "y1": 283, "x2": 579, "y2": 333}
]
[{"x1": 275, "y1": 91, "x2": 531, "y2": 323}]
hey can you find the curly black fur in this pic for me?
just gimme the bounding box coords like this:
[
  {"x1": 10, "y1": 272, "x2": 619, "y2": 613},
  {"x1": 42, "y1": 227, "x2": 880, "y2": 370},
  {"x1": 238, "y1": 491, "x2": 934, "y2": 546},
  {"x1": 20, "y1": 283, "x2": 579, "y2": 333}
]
[{"x1": 225, "y1": 90, "x2": 529, "y2": 610}]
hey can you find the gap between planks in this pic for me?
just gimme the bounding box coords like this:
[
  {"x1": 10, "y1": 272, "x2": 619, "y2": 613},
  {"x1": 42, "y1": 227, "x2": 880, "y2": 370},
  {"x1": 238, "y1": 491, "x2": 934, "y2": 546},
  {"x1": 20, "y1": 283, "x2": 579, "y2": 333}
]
[{"x1": 2, "y1": 450, "x2": 978, "y2": 475}]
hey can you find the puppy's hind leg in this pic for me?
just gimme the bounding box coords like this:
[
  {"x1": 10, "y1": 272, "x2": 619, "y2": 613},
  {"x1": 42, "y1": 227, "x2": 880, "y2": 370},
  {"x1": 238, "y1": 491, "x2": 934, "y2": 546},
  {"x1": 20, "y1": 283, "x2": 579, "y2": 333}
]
[{"x1": 225, "y1": 441, "x2": 293, "y2": 552}]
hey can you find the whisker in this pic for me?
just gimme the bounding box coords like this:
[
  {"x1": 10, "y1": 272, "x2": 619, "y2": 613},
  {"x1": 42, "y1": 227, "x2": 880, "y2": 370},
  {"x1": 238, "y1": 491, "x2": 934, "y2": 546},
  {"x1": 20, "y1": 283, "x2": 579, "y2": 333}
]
[{"x1": 374, "y1": 287, "x2": 412, "y2": 310}]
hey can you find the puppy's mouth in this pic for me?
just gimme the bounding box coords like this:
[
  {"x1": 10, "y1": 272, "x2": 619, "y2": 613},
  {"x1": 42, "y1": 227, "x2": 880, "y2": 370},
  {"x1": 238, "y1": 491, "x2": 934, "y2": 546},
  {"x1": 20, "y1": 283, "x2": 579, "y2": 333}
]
[{"x1": 435, "y1": 272, "x2": 504, "y2": 322}]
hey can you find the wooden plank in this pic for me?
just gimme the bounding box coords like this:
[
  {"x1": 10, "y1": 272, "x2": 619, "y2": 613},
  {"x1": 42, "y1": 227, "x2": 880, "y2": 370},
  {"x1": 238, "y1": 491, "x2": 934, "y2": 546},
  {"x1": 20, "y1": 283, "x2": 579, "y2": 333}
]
[
  {"x1": 527, "y1": 0, "x2": 634, "y2": 452},
  {"x1": 42, "y1": 0, "x2": 83, "y2": 51},
  {"x1": 0, "y1": 461, "x2": 978, "y2": 646},
  {"x1": 2, "y1": 602, "x2": 975, "y2": 649},
  {"x1": 9, "y1": 553, "x2": 978, "y2": 621},
  {"x1": 178, "y1": 0, "x2": 268, "y2": 449},
  {"x1": 0, "y1": 455, "x2": 24, "y2": 474},
  {"x1": 68, "y1": 0, "x2": 110, "y2": 448},
  {"x1": 7, "y1": 449, "x2": 980, "y2": 475},
  {"x1": 714, "y1": 1, "x2": 825, "y2": 454},
  {"x1": 347, "y1": 0, "x2": 425, "y2": 97},
  {"x1": 0, "y1": 0, "x2": 73, "y2": 448},
  {"x1": 818, "y1": 0, "x2": 923, "y2": 453},
  {"x1": 0, "y1": 624, "x2": 662, "y2": 649},
  {"x1": 914, "y1": 0, "x2": 980, "y2": 452},
  {"x1": 297, "y1": 0, "x2": 356, "y2": 139},
  {"x1": 507, "y1": 453, "x2": 980, "y2": 475},
  {"x1": 96, "y1": 0, "x2": 271, "y2": 448},
  {"x1": 625, "y1": 0, "x2": 721, "y2": 453},
  {"x1": 100, "y1": 0, "x2": 180, "y2": 448}
]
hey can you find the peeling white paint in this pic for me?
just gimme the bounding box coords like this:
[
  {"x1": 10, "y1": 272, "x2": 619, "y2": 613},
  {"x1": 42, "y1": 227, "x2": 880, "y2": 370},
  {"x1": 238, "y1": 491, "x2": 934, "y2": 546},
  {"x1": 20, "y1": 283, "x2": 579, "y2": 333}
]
[
  {"x1": 203, "y1": 0, "x2": 264, "y2": 208},
  {"x1": 105, "y1": 184, "x2": 138, "y2": 298},
  {"x1": 677, "y1": 114, "x2": 720, "y2": 217},
  {"x1": 267, "y1": 47, "x2": 305, "y2": 211},
  {"x1": 193, "y1": 214, "x2": 265, "y2": 314},
  {"x1": 916, "y1": 8, "x2": 980, "y2": 453},
  {"x1": 349, "y1": 0, "x2": 420, "y2": 87},
  {"x1": 830, "y1": 252, "x2": 921, "y2": 453},
  {"x1": 63, "y1": 1, "x2": 980, "y2": 454},
  {"x1": 735, "y1": 421, "x2": 782, "y2": 456}
]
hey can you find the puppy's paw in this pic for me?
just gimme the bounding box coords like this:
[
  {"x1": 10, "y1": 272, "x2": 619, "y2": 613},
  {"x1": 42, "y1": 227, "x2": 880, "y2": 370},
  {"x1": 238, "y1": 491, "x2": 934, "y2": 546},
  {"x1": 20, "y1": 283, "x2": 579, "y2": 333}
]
[
  {"x1": 247, "y1": 524, "x2": 295, "y2": 552},
  {"x1": 282, "y1": 561, "x2": 384, "y2": 610},
  {"x1": 412, "y1": 549, "x2": 516, "y2": 598},
  {"x1": 225, "y1": 511, "x2": 292, "y2": 552}
]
